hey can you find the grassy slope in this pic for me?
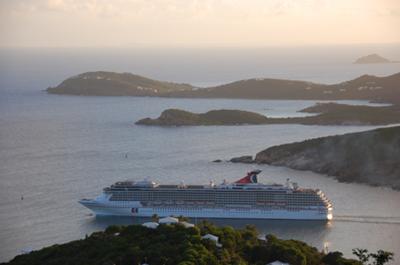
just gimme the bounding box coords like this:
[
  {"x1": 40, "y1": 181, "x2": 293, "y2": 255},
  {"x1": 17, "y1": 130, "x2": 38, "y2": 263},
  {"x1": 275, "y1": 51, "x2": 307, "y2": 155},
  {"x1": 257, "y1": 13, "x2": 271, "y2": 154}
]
[
  {"x1": 168, "y1": 72, "x2": 400, "y2": 105},
  {"x1": 47, "y1": 71, "x2": 193, "y2": 96},
  {"x1": 47, "y1": 71, "x2": 400, "y2": 105}
]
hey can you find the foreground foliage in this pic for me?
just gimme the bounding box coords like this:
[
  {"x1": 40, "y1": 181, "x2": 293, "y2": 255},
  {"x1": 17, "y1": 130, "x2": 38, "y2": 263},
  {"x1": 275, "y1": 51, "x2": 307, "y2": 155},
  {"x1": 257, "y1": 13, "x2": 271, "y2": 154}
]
[
  {"x1": 352, "y1": 248, "x2": 394, "y2": 265},
  {"x1": 3, "y1": 221, "x2": 392, "y2": 265}
]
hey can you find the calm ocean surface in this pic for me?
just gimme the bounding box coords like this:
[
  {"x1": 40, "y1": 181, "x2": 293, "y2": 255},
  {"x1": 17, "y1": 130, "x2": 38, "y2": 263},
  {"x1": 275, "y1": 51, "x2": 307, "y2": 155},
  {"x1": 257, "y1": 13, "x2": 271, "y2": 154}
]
[{"x1": 0, "y1": 46, "x2": 400, "y2": 262}]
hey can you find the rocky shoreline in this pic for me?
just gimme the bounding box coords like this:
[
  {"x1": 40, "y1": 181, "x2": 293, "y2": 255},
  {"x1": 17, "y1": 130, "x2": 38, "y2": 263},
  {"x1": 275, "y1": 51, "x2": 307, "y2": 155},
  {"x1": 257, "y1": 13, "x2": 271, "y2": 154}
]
[{"x1": 229, "y1": 126, "x2": 400, "y2": 190}]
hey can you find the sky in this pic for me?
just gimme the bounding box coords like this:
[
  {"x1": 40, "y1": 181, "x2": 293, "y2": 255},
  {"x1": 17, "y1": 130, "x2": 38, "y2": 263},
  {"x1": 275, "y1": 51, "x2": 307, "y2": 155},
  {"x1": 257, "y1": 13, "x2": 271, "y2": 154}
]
[{"x1": 0, "y1": 0, "x2": 400, "y2": 47}]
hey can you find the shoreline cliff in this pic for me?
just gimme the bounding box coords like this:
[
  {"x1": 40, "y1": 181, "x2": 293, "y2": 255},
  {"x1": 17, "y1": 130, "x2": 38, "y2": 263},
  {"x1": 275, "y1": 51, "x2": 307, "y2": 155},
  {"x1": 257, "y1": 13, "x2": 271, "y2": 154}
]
[{"x1": 231, "y1": 126, "x2": 400, "y2": 190}]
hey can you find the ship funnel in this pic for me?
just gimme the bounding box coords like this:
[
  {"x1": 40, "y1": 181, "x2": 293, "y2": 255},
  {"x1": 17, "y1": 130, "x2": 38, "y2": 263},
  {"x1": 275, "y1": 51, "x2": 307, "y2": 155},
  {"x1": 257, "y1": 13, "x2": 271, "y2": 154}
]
[{"x1": 235, "y1": 170, "x2": 262, "y2": 184}]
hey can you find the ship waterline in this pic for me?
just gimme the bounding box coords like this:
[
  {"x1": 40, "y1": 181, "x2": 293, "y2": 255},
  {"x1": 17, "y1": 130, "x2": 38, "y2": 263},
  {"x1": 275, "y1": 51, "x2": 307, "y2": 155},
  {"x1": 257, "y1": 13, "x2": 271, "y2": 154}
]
[{"x1": 79, "y1": 170, "x2": 333, "y2": 220}]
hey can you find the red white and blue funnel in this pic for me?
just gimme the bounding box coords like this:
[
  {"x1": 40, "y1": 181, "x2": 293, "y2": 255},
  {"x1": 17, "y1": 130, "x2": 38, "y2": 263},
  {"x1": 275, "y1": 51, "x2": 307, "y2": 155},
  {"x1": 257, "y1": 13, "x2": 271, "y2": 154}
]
[{"x1": 234, "y1": 170, "x2": 262, "y2": 184}]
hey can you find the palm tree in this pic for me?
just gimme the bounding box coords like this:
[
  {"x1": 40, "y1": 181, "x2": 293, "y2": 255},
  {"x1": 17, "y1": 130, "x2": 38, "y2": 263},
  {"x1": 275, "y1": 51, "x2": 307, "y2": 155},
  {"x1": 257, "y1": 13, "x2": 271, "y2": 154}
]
[
  {"x1": 352, "y1": 248, "x2": 369, "y2": 264},
  {"x1": 370, "y1": 250, "x2": 393, "y2": 265},
  {"x1": 352, "y1": 248, "x2": 394, "y2": 265},
  {"x1": 151, "y1": 214, "x2": 159, "y2": 222}
]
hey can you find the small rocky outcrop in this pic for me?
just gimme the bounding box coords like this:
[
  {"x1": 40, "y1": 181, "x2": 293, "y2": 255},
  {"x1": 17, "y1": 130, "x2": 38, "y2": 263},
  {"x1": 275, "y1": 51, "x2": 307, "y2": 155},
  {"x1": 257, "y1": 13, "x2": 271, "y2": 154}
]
[
  {"x1": 353, "y1": 54, "x2": 391, "y2": 64},
  {"x1": 230, "y1": 156, "x2": 254, "y2": 163}
]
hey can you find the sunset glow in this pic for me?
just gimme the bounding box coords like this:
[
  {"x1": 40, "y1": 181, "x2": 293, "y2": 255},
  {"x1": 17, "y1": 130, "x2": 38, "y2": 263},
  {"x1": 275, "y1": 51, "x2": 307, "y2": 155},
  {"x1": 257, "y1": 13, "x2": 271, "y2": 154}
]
[{"x1": 1, "y1": 0, "x2": 399, "y2": 47}]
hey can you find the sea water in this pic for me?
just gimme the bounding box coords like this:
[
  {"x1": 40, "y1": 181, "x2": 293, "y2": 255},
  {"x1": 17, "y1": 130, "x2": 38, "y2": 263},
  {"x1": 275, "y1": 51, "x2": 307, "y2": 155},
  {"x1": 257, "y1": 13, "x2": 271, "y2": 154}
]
[{"x1": 0, "y1": 46, "x2": 399, "y2": 262}]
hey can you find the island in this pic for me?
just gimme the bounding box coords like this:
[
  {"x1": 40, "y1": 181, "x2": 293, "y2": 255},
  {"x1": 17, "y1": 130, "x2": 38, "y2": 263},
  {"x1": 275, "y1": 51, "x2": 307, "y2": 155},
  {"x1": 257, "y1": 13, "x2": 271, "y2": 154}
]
[
  {"x1": 3, "y1": 220, "x2": 375, "y2": 265},
  {"x1": 353, "y1": 54, "x2": 392, "y2": 64},
  {"x1": 46, "y1": 71, "x2": 193, "y2": 96},
  {"x1": 136, "y1": 109, "x2": 270, "y2": 126},
  {"x1": 230, "y1": 126, "x2": 400, "y2": 190},
  {"x1": 47, "y1": 71, "x2": 400, "y2": 105},
  {"x1": 295, "y1": 102, "x2": 400, "y2": 125},
  {"x1": 136, "y1": 103, "x2": 400, "y2": 126}
]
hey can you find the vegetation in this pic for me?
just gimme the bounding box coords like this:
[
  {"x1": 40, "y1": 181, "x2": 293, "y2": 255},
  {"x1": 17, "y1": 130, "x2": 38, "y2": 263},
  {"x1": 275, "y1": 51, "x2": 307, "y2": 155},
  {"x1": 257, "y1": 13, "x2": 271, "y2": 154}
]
[
  {"x1": 48, "y1": 71, "x2": 400, "y2": 105},
  {"x1": 135, "y1": 109, "x2": 269, "y2": 126},
  {"x1": 136, "y1": 103, "x2": 400, "y2": 126},
  {"x1": 47, "y1": 71, "x2": 193, "y2": 96},
  {"x1": 296, "y1": 103, "x2": 400, "y2": 125},
  {"x1": 352, "y1": 248, "x2": 394, "y2": 265},
  {"x1": 4, "y1": 221, "x2": 393, "y2": 265}
]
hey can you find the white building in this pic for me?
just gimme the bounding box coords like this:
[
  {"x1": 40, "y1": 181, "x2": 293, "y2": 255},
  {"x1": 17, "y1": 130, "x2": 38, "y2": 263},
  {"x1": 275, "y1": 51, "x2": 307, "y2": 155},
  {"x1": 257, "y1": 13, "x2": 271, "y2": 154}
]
[
  {"x1": 201, "y1": 234, "x2": 222, "y2": 247},
  {"x1": 158, "y1": 216, "x2": 179, "y2": 224},
  {"x1": 267, "y1": 261, "x2": 290, "y2": 265},
  {"x1": 180, "y1": 221, "x2": 195, "y2": 228},
  {"x1": 142, "y1": 222, "x2": 159, "y2": 229}
]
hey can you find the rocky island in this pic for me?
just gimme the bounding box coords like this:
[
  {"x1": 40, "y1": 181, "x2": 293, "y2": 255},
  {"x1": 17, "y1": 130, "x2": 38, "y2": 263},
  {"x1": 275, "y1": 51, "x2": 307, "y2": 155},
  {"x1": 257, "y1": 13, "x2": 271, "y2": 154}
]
[
  {"x1": 353, "y1": 54, "x2": 393, "y2": 64},
  {"x1": 48, "y1": 71, "x2": 400, "y2": 105},
  {"x1": 231, "y1": 126, "x2": 400, "y2": 190},
  {"x1": 136, "y1": 109, "x2": 270, "y2": 126},
  {"x1": 136, "y1": 103, "x2": 400, "y2": 126}
]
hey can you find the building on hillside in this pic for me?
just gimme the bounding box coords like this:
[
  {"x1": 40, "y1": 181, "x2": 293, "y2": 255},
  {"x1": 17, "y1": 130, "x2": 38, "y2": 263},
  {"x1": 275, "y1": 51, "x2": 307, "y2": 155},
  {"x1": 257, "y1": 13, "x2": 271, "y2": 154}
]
[
  {"x1": 266, "y1": 261, "x2": 290, "y2": 265},
  {"x1": 201, "y1": 234, "x2": 222, "y2": 247}
]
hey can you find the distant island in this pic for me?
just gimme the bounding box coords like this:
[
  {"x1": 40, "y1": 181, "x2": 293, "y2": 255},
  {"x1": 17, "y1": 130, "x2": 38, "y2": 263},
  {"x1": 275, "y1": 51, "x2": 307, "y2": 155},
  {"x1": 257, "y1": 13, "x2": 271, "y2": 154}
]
[
  {"x1": 354, "y1": 54, "x2": 390, "y2": 64},
  {"x1": 353, "y1": 54, "x2": 395, "y2": 64},
  {"x1": 3, "y1": 220, "x2": 373, "y2": 265},
  {"x1": 230, "y1": 126, "x2": 400, "y2": 190},
  {"x1": 136, "y1": 109, "x2": 270, "y2": 126},
  {"x1": 47, "y1": 71, "x2": 193, "y2": 96},
  {"x1": 47, "y1": 71, "x2": 400, "y2": 105},
  {"x1": 136, "y1": 103, "x2": 400, "y2": 126}
]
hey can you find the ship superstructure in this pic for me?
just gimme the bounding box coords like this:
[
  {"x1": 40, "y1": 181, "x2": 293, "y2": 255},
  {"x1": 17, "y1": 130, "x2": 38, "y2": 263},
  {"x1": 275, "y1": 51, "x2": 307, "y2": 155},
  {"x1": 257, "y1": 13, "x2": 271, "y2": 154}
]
[{"x1": 79, "y1": 170, "x2": 333, "y2": 220}]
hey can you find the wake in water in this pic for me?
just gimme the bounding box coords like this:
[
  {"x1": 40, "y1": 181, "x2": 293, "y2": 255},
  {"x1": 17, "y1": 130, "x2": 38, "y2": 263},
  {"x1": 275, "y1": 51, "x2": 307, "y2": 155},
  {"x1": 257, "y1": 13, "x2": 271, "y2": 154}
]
[{"x1": 334, "y1": 215, "x2": 400, "y2": 225}]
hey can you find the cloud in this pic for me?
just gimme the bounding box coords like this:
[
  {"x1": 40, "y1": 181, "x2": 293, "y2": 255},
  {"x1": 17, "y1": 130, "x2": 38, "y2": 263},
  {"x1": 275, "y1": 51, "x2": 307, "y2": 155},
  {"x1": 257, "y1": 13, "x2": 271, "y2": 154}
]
[
  {"x1": 391, "y1": 9, "x2": 400, "y2": 16},
  {"x1": 44, "y1": 0, "x2": 122, "y2": 17},
  {"x1": 1, "y1": 0, "x2": 123, "y2": 17},
  {"x1": 47, "y1": 0, "x2": 67, "y2": 10},
  {"x1": 3, "y1": 0, "x2": 307, "y2": 18},
  {"x1": 1, "y1": 0, "x2": 399, "y2": 47}
]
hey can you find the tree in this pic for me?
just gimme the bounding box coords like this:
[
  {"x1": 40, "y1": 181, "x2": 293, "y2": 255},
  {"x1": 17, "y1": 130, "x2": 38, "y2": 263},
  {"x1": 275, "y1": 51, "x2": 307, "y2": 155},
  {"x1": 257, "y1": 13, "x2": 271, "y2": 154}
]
[
  {"x1": 151, "y1": 214, "x2": 159, "y2": 222},
  {"x1": 352, "y1": 248, "x2": 369, "y2": 264},
  {"x1": 177, "y1": 215, "x2": 189, "y2": 222},
  {"x1": 323, "y1": 251, "x2": 361, "y2": 265},
  {"x1": 370, "y1": 250, "x2": 394, "y2": 265},
  {"x1": 322, "y1": 251, "x2": 344, "y2": 265},
  {"x1": 352, "y1": 248, "x2": 394, "y2": 265}
]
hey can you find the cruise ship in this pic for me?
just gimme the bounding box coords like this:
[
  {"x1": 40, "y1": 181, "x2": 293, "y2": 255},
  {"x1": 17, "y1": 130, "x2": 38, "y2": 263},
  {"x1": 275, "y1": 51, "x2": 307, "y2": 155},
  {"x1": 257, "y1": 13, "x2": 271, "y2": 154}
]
[{"x1": 79, "y1": 170, "x2": 333, "y2": 220}]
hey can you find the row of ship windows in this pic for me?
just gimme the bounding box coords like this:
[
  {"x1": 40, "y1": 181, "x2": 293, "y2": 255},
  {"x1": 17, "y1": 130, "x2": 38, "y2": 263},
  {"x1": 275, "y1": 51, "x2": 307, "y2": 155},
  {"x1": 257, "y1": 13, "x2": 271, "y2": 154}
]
[
  {"x1": 112, "y1": 195, "x2": 322, "y2": 201},
  {"x1": 108, "y1": 191, "x2": 320, "y2": 197},
  {"x1": 116, "y1": 205, "x2": 325, "y2": 211},
  {"x1": 108, "y1": 192, "x2": 321, "y2": 200},
  {"x1": 109, "y1": 198, "x2": 324, "y2": 206},
  {"x1": 108, "y1": 194, "x2": 321, "y2": 200}
]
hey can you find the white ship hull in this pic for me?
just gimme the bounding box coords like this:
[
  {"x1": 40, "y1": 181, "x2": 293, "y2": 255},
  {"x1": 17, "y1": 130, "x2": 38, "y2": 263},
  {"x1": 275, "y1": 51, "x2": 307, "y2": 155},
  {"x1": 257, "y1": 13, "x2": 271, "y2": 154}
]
[
  {"x1": 79, "y1": 170, "x2": 333, "y2": 221},
  {"x1": 79, "y1": 199, "x2": 332, "y2": 220}
]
